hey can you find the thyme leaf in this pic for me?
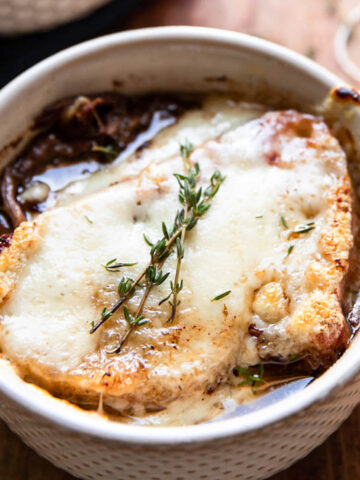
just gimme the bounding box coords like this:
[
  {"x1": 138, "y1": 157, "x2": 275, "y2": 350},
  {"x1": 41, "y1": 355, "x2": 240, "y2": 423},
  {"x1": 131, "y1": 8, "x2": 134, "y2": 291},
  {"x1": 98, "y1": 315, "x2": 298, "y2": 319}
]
[
  {"x1": 104, "y1": 258, "x2": 137, "y2": 272},
  {"x1": 159, "y1": 293, "x2": 172, "y2": 305},
  {"x1": 292, "y1": 222, "x2": 315, "y2": 234},
  {"x1": 179, "y1": 140, "x2": 194, "y2": 166},
  {"x1": 117, "y1": 277, "x2": 134, "y2": 297},
  {"x1": 101, "y1": 307, "x2": 112, "y2": 322},
  {"x1": 211, "y1": 290, "x2": 232, "y2": 302},
  {"x1": 236, "y1": 364, "x2": 310, "y2": 395},
  {"x1": 280, "y1": 215, "x2": 289, "y2": 229},
  {"x1": 237, "y1": 364, "x2": 265, "y2": 391},
  {"x1": 143, "y1": 233, "x2": 154, "y2": 247}
]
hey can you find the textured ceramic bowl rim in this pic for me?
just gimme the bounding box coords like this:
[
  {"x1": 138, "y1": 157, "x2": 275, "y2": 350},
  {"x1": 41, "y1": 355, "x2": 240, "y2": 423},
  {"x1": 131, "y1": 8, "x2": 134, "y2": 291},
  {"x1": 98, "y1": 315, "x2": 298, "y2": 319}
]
[{"x1": 0, "y1": 26, "x2": 358, "y2": 446}]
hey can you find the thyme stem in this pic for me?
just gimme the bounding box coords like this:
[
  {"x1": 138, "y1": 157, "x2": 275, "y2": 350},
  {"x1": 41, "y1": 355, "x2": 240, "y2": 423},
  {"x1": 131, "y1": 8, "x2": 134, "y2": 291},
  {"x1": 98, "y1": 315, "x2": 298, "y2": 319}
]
[
  {"x1": 168, "y1": 221, "x2": 187, "y2": 322},
  {"x1": 166, "y1": 143, "x2": 192, "y2": 322},
  {"x1": 91, "y1": 222, "x2": 189, "y2": 334},
  {"x1": 107, "y1": 284, "x2": 152, "y2": 354}
]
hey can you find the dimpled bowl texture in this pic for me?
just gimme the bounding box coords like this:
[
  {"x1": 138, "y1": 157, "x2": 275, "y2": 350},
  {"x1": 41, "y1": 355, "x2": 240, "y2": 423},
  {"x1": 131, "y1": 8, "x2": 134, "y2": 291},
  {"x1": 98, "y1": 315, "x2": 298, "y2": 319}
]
[{"x1": 0, "y1": 27, "x2": 360, "y2": 480}]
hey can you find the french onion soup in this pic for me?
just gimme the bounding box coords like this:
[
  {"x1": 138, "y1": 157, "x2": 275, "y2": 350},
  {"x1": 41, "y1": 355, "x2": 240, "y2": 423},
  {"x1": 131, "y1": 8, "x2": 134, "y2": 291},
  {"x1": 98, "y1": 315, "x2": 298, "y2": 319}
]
[{"x1": 0, "y1": 92, "x2": 357, "y2": 425}]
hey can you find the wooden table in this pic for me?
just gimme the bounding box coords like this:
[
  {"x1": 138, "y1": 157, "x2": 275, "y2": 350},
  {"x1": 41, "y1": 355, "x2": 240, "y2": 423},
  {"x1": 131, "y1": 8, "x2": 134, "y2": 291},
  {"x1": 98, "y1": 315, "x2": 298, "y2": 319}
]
[{"x1": 2, "y1": 0, "x2": 360, "y2": 478}]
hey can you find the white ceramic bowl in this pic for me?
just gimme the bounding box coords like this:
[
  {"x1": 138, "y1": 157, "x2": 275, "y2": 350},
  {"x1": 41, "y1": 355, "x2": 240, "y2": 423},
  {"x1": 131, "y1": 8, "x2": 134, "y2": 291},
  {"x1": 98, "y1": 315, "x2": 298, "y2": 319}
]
[{"x1": 0, "y1": 27, "x2": 360, "y2": 480}]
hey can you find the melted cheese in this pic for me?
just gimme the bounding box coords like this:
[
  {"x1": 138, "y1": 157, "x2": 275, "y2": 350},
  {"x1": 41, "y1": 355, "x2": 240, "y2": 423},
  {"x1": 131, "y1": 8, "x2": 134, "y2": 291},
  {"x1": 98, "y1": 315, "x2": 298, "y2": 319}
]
[{"x1": 0, "y1": 98, "x2": 352, "y2": 422}]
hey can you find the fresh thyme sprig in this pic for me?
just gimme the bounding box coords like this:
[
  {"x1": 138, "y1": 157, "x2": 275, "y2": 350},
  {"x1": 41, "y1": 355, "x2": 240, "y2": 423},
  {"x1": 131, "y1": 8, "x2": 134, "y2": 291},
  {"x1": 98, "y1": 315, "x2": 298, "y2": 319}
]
[
  {"x1": 90, "y1": 140, "x2": 225, "y2": 351},
  {"x1": 235, "y1": 363, "x2": 310, "y2": 395},
  {"x1": 90, "y1": 260, "x2": 151, "y2": 333},
  {"x1": 166, "y1": 142, "x2": 193, "y2": 322},
  {"x1": 90, "y1": 252, "x2": 169, "y2": 334}
]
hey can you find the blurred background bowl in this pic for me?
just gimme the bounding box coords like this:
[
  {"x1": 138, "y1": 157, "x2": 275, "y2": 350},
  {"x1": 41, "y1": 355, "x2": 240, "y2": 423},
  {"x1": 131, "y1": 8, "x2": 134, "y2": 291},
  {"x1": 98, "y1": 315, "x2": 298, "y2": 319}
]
[{"x1": 0, "y1": 0, "x2": 111, "y2": 34}]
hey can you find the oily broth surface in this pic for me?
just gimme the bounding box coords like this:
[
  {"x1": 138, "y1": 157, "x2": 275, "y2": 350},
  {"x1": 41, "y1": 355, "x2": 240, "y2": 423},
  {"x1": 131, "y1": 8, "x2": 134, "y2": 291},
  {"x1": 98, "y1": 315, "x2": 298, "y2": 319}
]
[{"x1": 45, "y1": 95, "x2": 267, "y2": 212}]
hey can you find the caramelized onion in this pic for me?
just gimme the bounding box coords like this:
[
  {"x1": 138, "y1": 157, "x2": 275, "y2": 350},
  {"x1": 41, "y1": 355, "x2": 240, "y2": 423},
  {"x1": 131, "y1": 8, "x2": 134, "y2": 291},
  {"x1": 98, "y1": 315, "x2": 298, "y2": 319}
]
[{"x1": 1, "y1": 167, "x2": 26, "y2": 227}]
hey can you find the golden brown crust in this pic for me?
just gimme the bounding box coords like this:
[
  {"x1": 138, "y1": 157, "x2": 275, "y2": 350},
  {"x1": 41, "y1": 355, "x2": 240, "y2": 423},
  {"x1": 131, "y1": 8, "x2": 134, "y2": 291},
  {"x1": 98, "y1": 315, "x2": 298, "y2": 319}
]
[
  {"x1": 306, "y1": 180, "x2": 352, "y2": 293},
  {"x1": 0, "y1": 222, "x2": 38, "y2": 303},
  {"x1": 292, "y1": 179, "x2": 352, "y2": 363},
  {"x1": 320, "y1": 181, "x2": 353, "y2": 267},
  {"x1": 257, "y1": 116, "x2": 353, "y2": 368},
  {"x1": 2, "y1": 290, "x2": 239, "y2": 412}
]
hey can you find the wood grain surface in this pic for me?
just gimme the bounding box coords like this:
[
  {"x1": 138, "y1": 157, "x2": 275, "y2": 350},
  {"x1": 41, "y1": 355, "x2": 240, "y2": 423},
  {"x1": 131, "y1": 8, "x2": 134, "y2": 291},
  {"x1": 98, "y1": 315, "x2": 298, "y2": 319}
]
[{"x1": 2, "y1": 0, "x2": 360, "y2": 478}]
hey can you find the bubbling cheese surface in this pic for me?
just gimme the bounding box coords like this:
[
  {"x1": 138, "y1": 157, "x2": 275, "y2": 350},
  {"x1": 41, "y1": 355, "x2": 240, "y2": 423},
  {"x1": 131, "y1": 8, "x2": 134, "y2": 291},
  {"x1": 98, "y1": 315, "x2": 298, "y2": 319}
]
[{"x1": 0, "y1": 96, "x2": 352, "y2": 420}]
